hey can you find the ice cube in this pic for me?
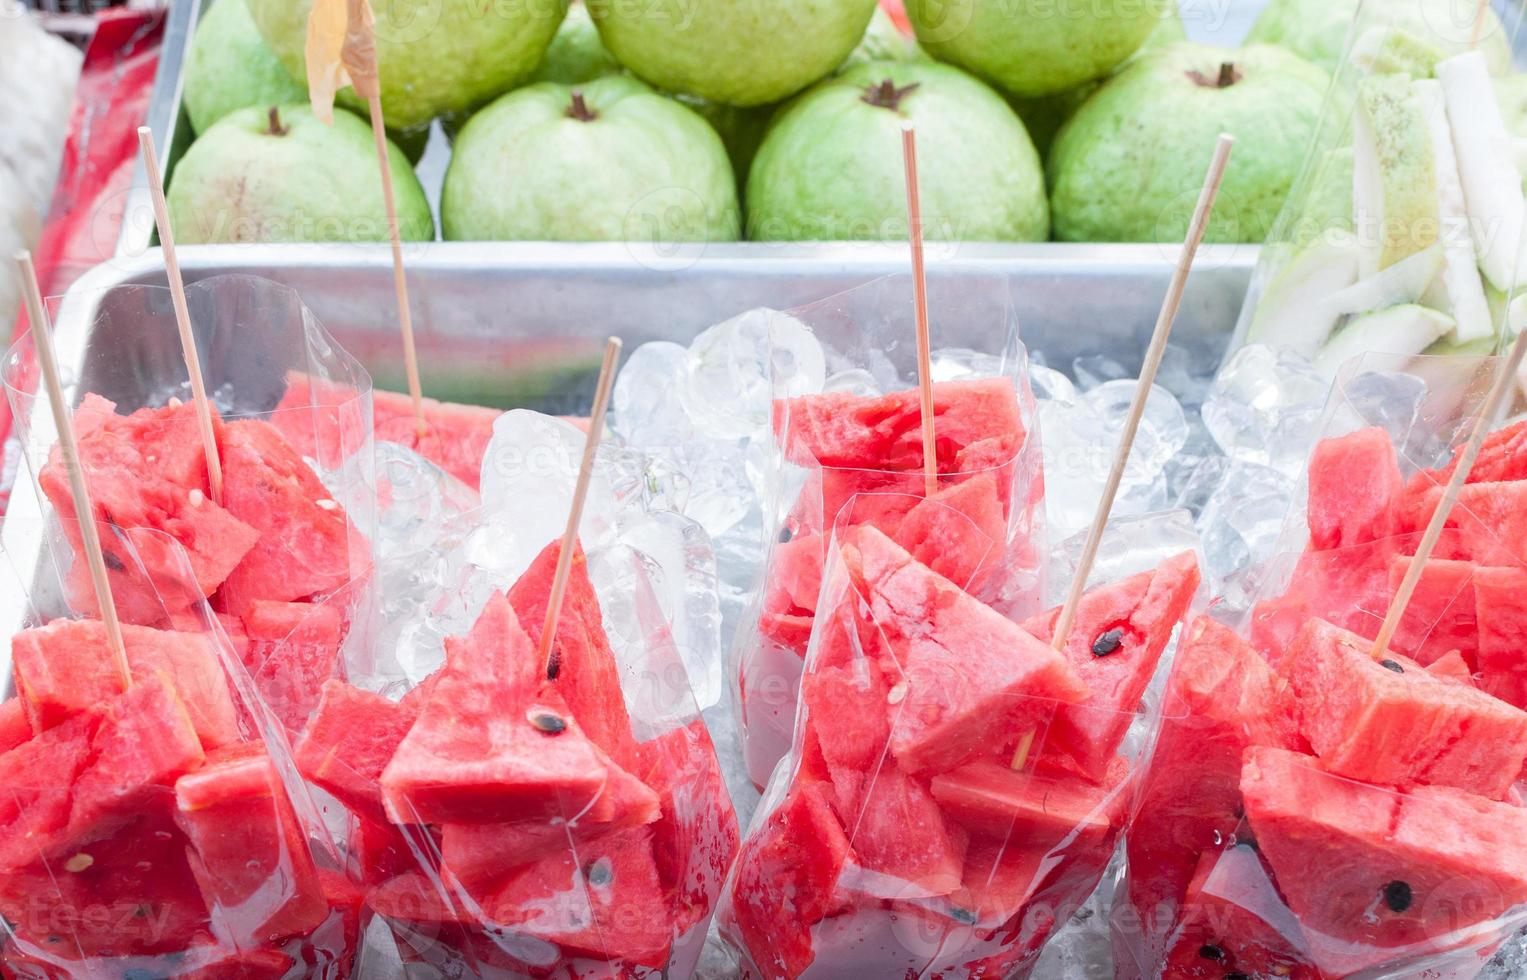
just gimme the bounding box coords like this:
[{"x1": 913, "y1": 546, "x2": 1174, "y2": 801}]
[
  {"x1": 1179, "y1": 456, "x2": 1295, "y2": 590},
  {"x1": 1329, "y1": 367, "x2": 1428, "y2": 447},
  {"x1": 1202, "y1": 344, "x2": 1330, "y2": 475},
  {"x1": 1040, "y1": 398, "x2": 1113, "y2": 538},
  {"x1": 611, "y1": 341, "x2": 696, "y2": 449},
  {"x1": 1155, "y1": 341, "x2": 1217, "y2": 409},
  {"x1": 822, "y1": 367, "x2": 880, "y2": 397},
  {"x1": 678, "y1": 308, "x2": 825, "y2": 440},
  {"x1": 1073, "y1": 352, "x2": 1130, "y2": 390},
  {"x1": 1084, "y1": 380, "x2": 1189, "y2": 483},
  {"x1": 929, "y1": 347, "x2": 1006, "y2": 383},
  {"x1": 1029, "y1": 363, "x2": 1079, "y2": 405}
]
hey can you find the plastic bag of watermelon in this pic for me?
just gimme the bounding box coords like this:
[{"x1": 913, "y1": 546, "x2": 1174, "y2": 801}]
[
  {"x1": 733, "y1": 273, "x2": 1049, "y2": 792},
  {"x1": 290, "y1": 520, "x2": 740, "y2": 979},
  {"x1": 1115, "y1": 351, "x2": 1527, "y2": 978},
  {"x1": 3, "y1": 274, "x2": 379, "y2": 734},
  {"x1": 718, "y1": 492, "x2": 1202, "y2": 979},
  {"x1": 0, "y1": 517, "x2": 361, "y2": 978}
]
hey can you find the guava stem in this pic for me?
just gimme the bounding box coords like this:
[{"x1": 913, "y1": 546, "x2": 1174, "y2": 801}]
[
  {"x1": 861, "y1": 80, "x2": 921, "y2": 112},
  {"x1": 266, "y1": 106, "x2": 289, "y2": 136},
  {"x1": 567, "y1": 90, "x2": 598, "y2": 122},
  {"x1": 1186, "y1": 62, "x2": 1241, "y2": 89}
]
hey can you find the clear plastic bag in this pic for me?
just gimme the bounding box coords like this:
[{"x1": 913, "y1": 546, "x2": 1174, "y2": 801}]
[
  {"x1": 719, "y1": 492, "x2": 1201, "y2": 979},
  {"x1": 0, "y1": 519, "x2": 358, "y2": 978},
  {"x1": 732, "y1": 274, "x2": 1048, "y2": 791},
  {"x1": 1116, "y1": 351, "x2": 1527, "y2": 979}
]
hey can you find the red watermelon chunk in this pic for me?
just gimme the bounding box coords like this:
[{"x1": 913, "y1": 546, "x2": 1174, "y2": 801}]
[
  {"x1": 179, "y1": 944, "x2": 295, "y2": 979},
  {"x1": 295, "y1": 679, "x2": 420, "y2": 823},
  {"x1": 840, "y1": 525, "x2": 1088, "y2": 777},
  {"x1": 1430, "y1": 418, "x2": 1527, "y2": 485},
  {"x1": 240, "y1": 599, "x2": 347, "y2": 732},
  {"x1": 0, "y1": 698, "x2": 31, "y2": 754},
  {"x1": 374, "y1": 399, "x2": 499, "y2": 492},
  {"x1": 800, "y1": 661, "x2": 891, "y2": 778},
  {"x1": 893, "y1": 473, "x2": 1005, "y2": 588},
  {"x1": 949, "y1": 833, "x2": 1048, "y2": 926},
  {"x1": 175, "y1": 747, "x2": 329, "y2": 945},
  {"x1": 267, "y1": 372, "x2": 373, "y2": 469},
  {"x1": 726, "y1": 783, "x2": 852, "y2": 979},
  {"x1": 217, "y1": 418, "x2": 367, "y2": 614},
  {"x1": 1305, "y1": 427, "x2": 1403, "y2": 550},
  {"x1": 1288, "y1": 618, "x2": 1527, "y2": 799},
  {"x1": 0, "y1": 709, "x2": 99, "y2": 871},
  {"x1": 838, "y1": 762, "x2": 965, "y2": 900},
  {"x1": 1160, "y1": 842, "x2": 1318, "y2": 980},
  {"x1": 930, "y1": 759, "x2": 1118, "y2": 850},
  {"x1": 1243, "y1": 746, "x2": 1527, "y2": 976},
  {"x1": 1020, "y1": 552, "x2": 1201, "y2": 782},
  {"x1": 1385, "y1": 556, "x2": 1477, "y2": 667},
  {"x1": 1248, "y1": 541, "x2": 1397, "y2": 666},
  {"x1": 1427, "y1": 649, "x2": 1477, "y2": 686},
  {"x1": 774, "y1": 378, "x2": 1024, "y2": 473},
  {"x1": 1409, "y1": 480, "x2": 1527, "y2": 565},
  {"x1": 381, "y1": 593, "x2": 609, "y2": 824},
  {"x1": 508, "y1": 539, "x2": 637, "y2": 762},
  {"x1": 11, "y1": 618, "x2": 240, "y2": 749},
  {"x1": 1475, "y1": 565, "x2": 1527, "y2": 711}
]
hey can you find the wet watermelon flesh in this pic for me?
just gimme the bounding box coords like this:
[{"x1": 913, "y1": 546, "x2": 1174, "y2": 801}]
[
  {"x1": 11, "y1": 618, "x2": 239, "y2": 750},
  {"x1": 1408, "y1": 480, "x2": 1527, "y2": 565},
  {"x1": 1160, "y1": 843, "x2": 1318, "y2": 980},
  {"x1": 840, "y1": 525, "x2": 1088, "y2": 776},
  {"x1": 1288, "y1": 618, "x2": 1527, "y2": 799},
  {"x1": 179, "y1": 945, "x2": 295, "y2": 979},
  {"x1": 175, "y1": 748, "x2": 328, "y2": 944},
  {"x1": 295, "y1": 679, "x2": 420, "y2": 823},
  {"x1": 1425, "y1": 418, "x2": 1527, "y2": 486},
  {"x1": 0, "y1": 698, "x2": 31, "y2": 754},
  {"x1": 837, "y1": 762, "x2": 965, "y2": 900},
  {"x1": 381, "y1": 594, "x2": 609, "y2": 824},
  {"x1": 1125, "y1": 618, "x2": 1300, "y2": 953},
  {"x1": 1427, "y1": 649, "x2": 1477, "y2": 686},
  {"x1": 1019, "y1": 551, "x2": 1201, "y2": 782},
  {"x1": 267, "y1": 372, "x2": 374, "y2": 469},
  {"x1": 0, "y1": 710, "x2": 99, "y2": 871},
  {"x1": 949, "y1": 833, "x2": 1048, "y2": 926},
  {"x1": 217, "y1": 418, "x2": 366, "y2": 614},
  {"x1": 1385, "y1": 556, "x2": 1477, "y2": 667},
  {"x1": 800, "y1": 661, "x2": 891, "y2": 777},
  {"x1": 508, "y1": 539, "x2": 637, "y2": 761},
  {"x1": 726, "y1": 783, "x2": 851, "y2": 979},
  {"x1": 930, "y1": 758, "x2": 1118, "y2": 851},
  {"x1": 240, "y1": 599, "x2": 347, "y2": 732},
  {"x1": 892, "y1": 473, "x2": 1006, "y2": 589},
  {"x1": 1305, "y1": 427, "x2": 1403, "y2": 551},
  {"x1": 1248, "y1": 541, "x2": 1397, "y2": 667},
  {"x1": 774, "y1": 377, "x2": 1024, "y2": 473},
  {"x1": 1475, "y1": 565, "x2": 1527, "y2": 711},
  {"x1": 1242, "y1": 746, "x2": 1527, "y2": 976}
]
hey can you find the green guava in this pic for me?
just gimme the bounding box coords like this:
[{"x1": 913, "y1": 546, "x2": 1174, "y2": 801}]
[
  {"x1": 837, "y1": 6, "x2": 922, "y2": 73},
  {"x1": 183, "y1": 0, "x2": 307, "y2": 135},
  {"x1": 530, "y1": 0, "x2": 622, "y2": 85},
  {"x1": 1247, "y1": 0, "x2": 1511, "y2": 76},
  {"x1": 587, "y1": 0, "x2": 878, "y2": 106},
  {"x1": 675, "y1": 95, "x2": 775, "y2": 188},
  {"x1": 441, "y1": 76, "x2": 739, "y2": 242},
  {"x1": 1048, "y1": 42, "x2": 1329, "y2": 244},
  {"x1": 905, "y1": 0, "x2": 1167, "y2": 99},
  {"x1": 246, "y1": 0, "x2": 568, "y2": 131},
  {"x1": 166, "y1": 104, "x2": 434, "y2": 243},
  {"x1": 746, "y1": 60, "x2": 1048, "y2": 242}
]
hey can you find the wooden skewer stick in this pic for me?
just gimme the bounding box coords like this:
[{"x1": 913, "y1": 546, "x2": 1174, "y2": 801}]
[
  {"x1": 137, "y1": 126, "x2": 225, "y2": 505},
  {"x1": 15, "y1": 251, "x2": 131, "y2": 689},
  {"x1": 1011, "y1": 134, "x2": 1235, "y2": 772},
  {"x1": 539, "y1": 338, "x2": 623, "y2": 678},
  {"x1": 1372, "y1": 328, "x2": 1527, "y2": 659},
  {"x1": 900, "y1": 120, "x2": 938, "y2": 498}
]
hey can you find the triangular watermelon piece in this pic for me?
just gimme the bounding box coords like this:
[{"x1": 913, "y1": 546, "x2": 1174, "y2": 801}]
[
  {"x1": 893, "y1": 473, "x2": 1005, "y2": 588},
  {"x1": 800, "y1": 661, "x2": 892, "y2": 777},
  {"x1": 295, "y1": 679, "x2": 420, "y2": 824},
  {"x1": 507, "y1": 539, "x2": 637, "y2": 761},
  {"x1": 726, "y1": 783, "x2": 852, "y2": 979},
  {"x1": 1287, "y1": 618, "x2": 1527, "y2": 799},
  {"x1": 1020, "y1": 551, "x2": 1201, "y2": 782},
  {"x1": 0, "y1": 697, "x2": 32, "y2": 754},
  {"x1": 838, "y1": 761, "x2": 965, "y2": 900},
  {"x1": 11, "y1": 618, "x2": 240, "y2": 749},
  {"x1": 1385, "y1": 555, "x2": 1477, "y2": 667},
  {"x1": 0, "y1": 708, "x2": 99, "y2": 871},
  {"x1": 175, "y1": 746, "x2": 329, "y2": 945},
  {"x1": 1243, "y1": 746, "x2": 1527, "y2": 976},
  {"x1": 1160, "y1": 842, "x2": 1319, "y2": 980},
  {"x1": 839, "y1": 525, "x2": 1088, "y2": 776},
  {"x1": 217, "y1": 418, "x2": 366, "y2": 614},
  {"x1": 240, "y1": 599, "x2": 348, "y2": 732},
  {"x1": 1474, "y1": 564, "x2": 1527, "y2": 711},
  {"x1": 1305, "y1": 427, "x2": 1403, "y2": 551},
  {"x1": 381, "y1": 593, "x2": 609, "y2": 824}
]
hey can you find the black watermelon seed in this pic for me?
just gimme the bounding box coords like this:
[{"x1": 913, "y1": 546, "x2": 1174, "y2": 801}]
[
  {"x1": 1091, "y1": 628, "x2": 1125, "y2": 657},
  {"x1": 1380, "y1": 659, "x2": 1404, "y2": 674},
  {"x1": 586, "y1": 858, "x2": 614, "y2": 886},
  {"x1": 546, "y1": 648, "x2": 562, "y2": 681},
  {"x1": 1384, "y1": 880, "x2": 1413, "y2": 912},
  {"x1": 1198, "y1": 943, "x2": 1225, "y2": 961},
  {"x1": 103, "y1": 550, "x2": 125, "y2": 572},
  {"x1": 530, "y1": 712, "x2": 567, "y2": 735},
  {"x1": 778, "y1": 526, "x2": 793, "y2": 543}
]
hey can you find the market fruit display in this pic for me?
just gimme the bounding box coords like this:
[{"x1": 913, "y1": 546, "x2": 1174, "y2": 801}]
[
  {"x1": 166, "y1": 104, "x2": 434, "y2": 244},
  {"x1": 181, "y1": 0, "x2": 306, "y2": 136},
  {"x1": 587, "y1": 0, "x2": 879, "y2": 106},
  {"x1": 1049, "y1": 42, "x2": 1329, "y2": 244},
  {"x1": 245, "y1": 0, "x2": 568, "y2": 131},
  {"x1": 747, "y1": 60, "x2": 1047, "y2": 242}
]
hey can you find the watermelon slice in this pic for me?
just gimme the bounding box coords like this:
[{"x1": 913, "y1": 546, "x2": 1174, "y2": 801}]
[
  {"x1": 1385, "y1": 555, "x2": 1477, "y2": 667},
  {"x1": 1159, "y1": 842, "x2": 1318, "y2": 980},
  {"x1": 1427, "y1": 649, "x2": 1476, "y2": 686},
  {"x1": 949, "y1": 832, "x2": 1049, "y2": 926},
  {"x1": 1248, "y1": 541, "x2": 1397, "y2": 666},
  {"x1": 0, "y1": 698, "x2": 31, "y2": 754},
  {"x1": 1287, "y1": 618, "x2": 1527, "y2": 799},
  {"x1": 839, "y1": 525, "x2": 1088, "y2": 777},
  {"x1": 1425, "y1": 418, "x2": 1527, "y2": 486},
  {"x1": 1408, "y1": 480, "x2": 1527, "y2": 565},
  {"x1": 508, "y1": 539, "x2": 637, "y2": 761},
  {"x1": 294, "y1": 679, "x2": 420, "y2": 823},
  {"x1": 1019, "y1": 552, "x2": 1201, "y2": 782},
  {"x1": 892, "y1": 473, "x2": 1006, "y2": 588},
  {"x1": 800, "y1": 661, "x2": 892, "y2": 779},
  {"x1": 1305, "y1": 427, "x2": 1403, "y2": 551},
  {"x1": 381, "y1": 593, "x2": 610, "y2": 825},
  {"x1": 240, "y1": 599, "x2": 348, "y2": 732},
  {"x1": 1475, "y1": 564, "x2": 1527, "y2": 710},
  {"x1": 726, "y1": 783, "x2": 852, "y2": 979},
  {"x1": 0, "y1": 709, "x2": 99, "y2": 871},
  {"x1": 374, "y1": 401, "x2": 499, "y2": 492},
  {"x1": 11, "y1": 618, "x2": 240, "y2": 749},
  {"x1": 930, "y1": 758, "x2": 1119, "y2": 850},
  {"x1": 1242, "y1": 746, "x2": 1527, "y2": 975},
  {"x1": 217, "y1": 418, "x2": 367, "y2": 614},
  {"x1": 774, "y1": 378, "x2": 1024, "y2": 473},
  {"x1": 1123, "y1": 617, "x2": 1301, "y2": 960},
  {"x1": 175, "y1": 747, "x2": 329, "y2": 944},
  {"x1": 838, "y1": 761, "x2": 965, "y2": 900}
]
